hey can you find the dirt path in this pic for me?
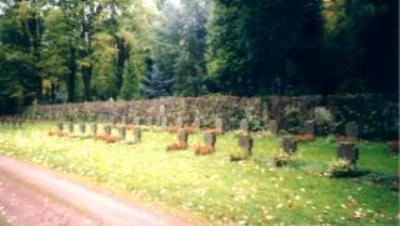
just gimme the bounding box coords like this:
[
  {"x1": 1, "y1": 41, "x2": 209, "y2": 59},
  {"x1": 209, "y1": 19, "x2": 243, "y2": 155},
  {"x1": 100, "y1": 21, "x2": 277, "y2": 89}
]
[{"x1": 0, "y1": 155, "x2": 194, "y2": 226}]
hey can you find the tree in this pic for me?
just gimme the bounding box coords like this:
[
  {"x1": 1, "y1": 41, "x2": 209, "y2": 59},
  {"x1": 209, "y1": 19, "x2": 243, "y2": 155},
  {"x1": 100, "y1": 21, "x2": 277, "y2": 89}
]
[{"x1": 140, "y1": 59, "x2": 173, "y2": 98}]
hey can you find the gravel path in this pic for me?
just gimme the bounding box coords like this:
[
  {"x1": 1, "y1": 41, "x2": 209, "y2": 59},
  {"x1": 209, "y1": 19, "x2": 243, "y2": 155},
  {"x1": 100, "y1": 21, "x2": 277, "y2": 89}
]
[{"x1": 0, "y1": 155, "x2": 193, "y2": 226}]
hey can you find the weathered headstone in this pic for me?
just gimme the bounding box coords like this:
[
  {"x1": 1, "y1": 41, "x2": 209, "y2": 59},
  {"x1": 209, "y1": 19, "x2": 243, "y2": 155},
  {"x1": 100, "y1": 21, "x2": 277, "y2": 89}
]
[
  {"x1": 240, "y1": 119, "x2": 250, "y2": 133},
  {"x1": 134, "y1": 127, "x2": 142, "y2": 143},
  {"x1": 79, "y1": 123, "x2": 86, "y2": 134},
  {"x1": 57, "y1": 123, "x2": 64, "y2": 131},
  {"x1": 239, "y1": 134, "x2": 253, "y2": 155},
  {"x1": 134, "y1": 117, "x2": 141, "y2": 126},
  {"x1": 119, "y1": 126, "x2": 126, "y2": 140},
  {"x1": 269, "y1": 120, "x2": 278, "y2": 135},
  {"x1": 178, "y1": 129, "x2": 189, "y2": 144},
  {"x1": 160, "y1": 105, "x2": 166, "y2": 116},
  {"x1": 121, "y1": 116, "x2": 127, "y2": 125},
  {"x1": 337, "y1": 142, "x2": 359, "y2": 167},
  {"x1": 92, "y1": 123, "x2": 98, "y2": 136},
  {"x1": 146, "y1": 116, "x2": 154, "y2": 126},
  {"x1": 345, "y1": 121, "x2": 359, "y2": 139},
  {"x1": 176, "y1": 117, "x2": 184, "y2": 128},
  {"x1": 204, "y1": 132, "x2": 217, "y2": 148},
  {"x1": 161, "y1": 116, "x2": 168, "y2": 128},
  {"x1": 112, "y1": 117, "x2": 118, "y2": 125},
  {"x1": 194, "y1": 117, "x2": 201, "y2": 130},
  {"x1": 262, "y1": 106, "x2": 269, "y2": 128},
  {"x1": 215, "y1": 117, "x2": 224, "y2": 134},
  {"x1": 282, "y1": 135, "x2": 297, "y2": 155},
  {"x1": 68, "y1": 123, "x2": 74, "y2": 134},
  {"x1": 104, "y1": 125, "x2": 112, "y2": 136},
  {"x1": 304, "y1": 120, "x2": 315, "y2": 136}
]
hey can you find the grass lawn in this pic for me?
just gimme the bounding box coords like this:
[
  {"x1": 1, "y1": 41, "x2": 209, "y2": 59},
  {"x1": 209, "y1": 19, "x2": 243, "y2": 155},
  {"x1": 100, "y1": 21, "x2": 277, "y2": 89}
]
[{"x1": 0, "y1": 123, "x2": 398, "y2": 225}]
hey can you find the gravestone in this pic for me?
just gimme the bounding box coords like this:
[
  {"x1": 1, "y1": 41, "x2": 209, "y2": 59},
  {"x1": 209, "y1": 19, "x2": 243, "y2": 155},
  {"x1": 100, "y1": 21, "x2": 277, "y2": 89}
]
[
  {"x1": 134, "y1": 117, "x2": 141, "y2": 126},
  {"x1": 104, "y1": 125, "x2": 112, "y2": 136},
  {"x1": 337, "y1": 142, "x2": 359, "y2": 167},
  {"x1": 304, "y1": 120, "x2": 315, "y2": 136},
  {"x1": 146, "y1": 116, "x2": 154, "y2": 126},
  {"x1": 269, "y1": 120, "x2": 278, "y2": 135},
  {"x1": 194, "y1": 117, "x2": 201, "y2": 130},
  {"x1": 178, "y1": 129, "x2": 189, "y2": 144},
  {"x1": 134, "y1": 127, "x2": 142, "y2": 143},
  {"x1": 345, "y1": 121, "x2": 359, "y2": 139},
  {"x1": 262, "y1": 106, "x2": 269, "y2": 128},
  {"x1": 79, "y1": 123, "x2": 86, "y2": 134},
  {"x1": 240, "y1": 119, "x2": 250, "y2": 133},
  {"x1": 161, "y1": 116, "x2": 168, "y2": 128},
  {"x1": 176, "y1": 117, "x2": 184, "y2": 128},
  {"x1": 68, "y1": 123, "x2": 74, "y2": 134},
  {"x1": 160, "y1": 105, "x2": 166, "y2": 116},
  {"x1": 239, "y1": 134, "x2": 253, "y2": 155},
  {"x1": 204, "y1": 132, "x2": 217, "y2": 148},
  {"x1": 119, "y1": 126, "x2": 126, "y2": 140},
  {"x1": 215, "y1": 117, "x2": 224, "y2": 134},
  {"x1": 282, "y1": 135, "x2": 297, "y2": 155},
  {"x1": 57, "y1": 123, "x2": 64, "y2": 131},
  {"x1": 112, "y1": 117, "x2": 118, "y2": 125},
  {"x1": 121, "y1": 116, "x2": 127, "y2": 125},
  {"x1": 92, "y1": 123, "x2": 98, "y2": 136}
]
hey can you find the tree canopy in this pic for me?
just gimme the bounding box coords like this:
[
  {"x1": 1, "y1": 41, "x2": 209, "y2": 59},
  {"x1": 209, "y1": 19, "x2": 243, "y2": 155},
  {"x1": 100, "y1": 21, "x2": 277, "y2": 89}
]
[{"x1": 0, "y1": 0, "x2": 397, "y2": 113}]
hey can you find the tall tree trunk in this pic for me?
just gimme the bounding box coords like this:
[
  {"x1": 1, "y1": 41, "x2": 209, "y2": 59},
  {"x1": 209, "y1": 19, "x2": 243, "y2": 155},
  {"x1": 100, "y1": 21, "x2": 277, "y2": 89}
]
[
  {"x1": 82, "y1": 66, "x2": 92, "y2": 101},
  {"x1": 115, "y1": 37, "x2": 129, "y2": 98},
  {"x1": 68, "y1": 46, "x2": 76, "y2": 102}
]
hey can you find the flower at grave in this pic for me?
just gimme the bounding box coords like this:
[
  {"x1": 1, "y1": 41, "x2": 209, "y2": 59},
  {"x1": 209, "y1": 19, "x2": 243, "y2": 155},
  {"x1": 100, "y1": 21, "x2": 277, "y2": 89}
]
[
  {"x1": 194, "y1": 144, "x2": 215, "y2": 155},
  {"x1": 166, "y1": 142, "x2": 188, "y2": 151}
]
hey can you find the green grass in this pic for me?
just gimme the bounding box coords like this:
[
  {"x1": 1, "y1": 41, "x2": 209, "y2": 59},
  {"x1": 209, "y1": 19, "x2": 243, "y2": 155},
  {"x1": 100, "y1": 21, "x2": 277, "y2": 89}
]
[{"x1": 0, "y1": 123, "x2": 398, "y2": 225}]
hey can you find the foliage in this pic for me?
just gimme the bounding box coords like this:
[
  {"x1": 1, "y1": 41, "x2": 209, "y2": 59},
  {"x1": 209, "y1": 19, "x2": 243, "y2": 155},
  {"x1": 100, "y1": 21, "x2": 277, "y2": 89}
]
[
  {"x1": 325, "y1": 159, "x2": 354, "y2": 178},
  {"x1": 0, "y1": 0, "x2": 397, "y2": 113}
]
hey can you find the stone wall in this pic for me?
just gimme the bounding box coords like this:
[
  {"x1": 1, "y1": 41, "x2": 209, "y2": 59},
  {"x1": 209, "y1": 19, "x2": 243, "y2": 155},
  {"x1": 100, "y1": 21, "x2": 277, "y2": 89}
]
[{"x1": 25, "y1": 94, "x2": 398, "y2": 139}]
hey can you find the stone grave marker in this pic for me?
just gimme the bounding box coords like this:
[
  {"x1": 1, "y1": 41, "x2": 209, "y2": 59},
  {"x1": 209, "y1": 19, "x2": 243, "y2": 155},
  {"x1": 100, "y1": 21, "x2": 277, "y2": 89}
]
[
  {"x1": 269, "y1": 120, "x2": 278, "y2": 135},
  {"x1": 345, "y1": 121, "x2": 359, "y2": 139},
  {"x1": 239, "y1": 134, "x2": 253, "y2": 155},
  {"x1": 92, "y1": 123, "x2": 98, "y2": 137},
  {"x1": 57, "y1": 123, "x2": 64, "y2": 131},
  {"x1": 178, "y1": 129, "x2": 189, "y2": 144},
  {"x1": 104, "y1": 125, "x2": 112, "y2": 136},
  {"x1": 161, "y1": 116, "x2": 168, "y2": 128},
  {"x1": 204, "y1": 132, "x2": 217, "y2": 148},
  {"x1": 282, "y1": 135, "x2": 297, "y2": 155},
  {"x1": 146, "y1": 116, "x2": 154, "y2": 126},
  {"x1": 215, "y1": 117, "x2": 224, "y2": 134},
  {"x1": 134, "y1": 127, "x2": 142, "y2": 143},
  {"x1": 160, "y1": 105, "x2": 166, "y2": 116},
  {"x1": 193, "y1": 117, "x2": 201, "y2": 130},
  {"x1": 337, "y1": 142, "x2": 359, "y2": 167},
  {"x1": 79, "y1": 123, "x2": 86, "y2": 134},
  {"x1": 68, "y1": 122, "x2": 74, "y2": 134},
  {"x1": 134, "y1": 117, "x2": 141, "y2": 126},
  {"x1": 176, "y1": 117, "x2": 184, "y2": 128},
  {"x1": 240, "y1": 119, "x2": 250, "y2": 133},
  {"x1": 304, "y1": 120, "x2": 315, "y2": 136},
  {"x1": 119, "y1": 126, "x2": 126, "y2": 140}
]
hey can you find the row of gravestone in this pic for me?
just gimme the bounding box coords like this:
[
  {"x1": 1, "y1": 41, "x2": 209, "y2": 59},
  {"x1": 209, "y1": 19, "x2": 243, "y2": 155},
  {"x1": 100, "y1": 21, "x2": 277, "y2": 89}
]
[
  {"x1": 0, "y1": 118, "x2": 23, "y2": 128},
  {"x1": 280, "y1": 135, "x2": 359, "y2": 168},
  {"x1": 56, "y1": 122, "x2": 142, "y2": 143}
]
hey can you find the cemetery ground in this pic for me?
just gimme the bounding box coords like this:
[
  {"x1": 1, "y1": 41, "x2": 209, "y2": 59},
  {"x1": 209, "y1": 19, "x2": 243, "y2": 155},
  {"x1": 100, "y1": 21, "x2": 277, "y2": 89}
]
[{"x1": 0, "y1": 122, "x2": 398, "y2": 225}]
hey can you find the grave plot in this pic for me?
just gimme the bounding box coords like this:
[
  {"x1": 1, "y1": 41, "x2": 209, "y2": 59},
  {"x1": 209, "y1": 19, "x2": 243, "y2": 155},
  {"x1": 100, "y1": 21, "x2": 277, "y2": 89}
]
[{"x1": 0, "y1": 118, "x2": 398, "y2": 225}]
